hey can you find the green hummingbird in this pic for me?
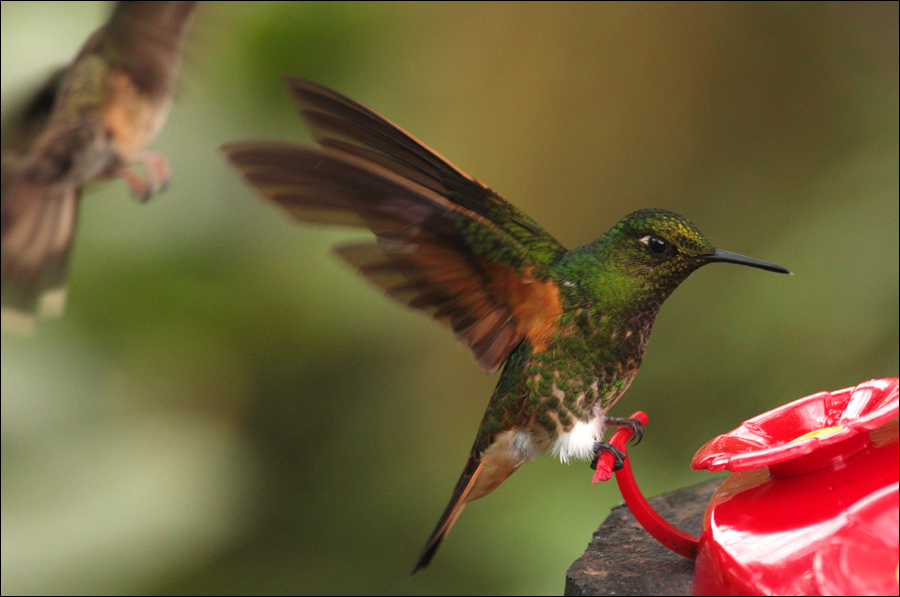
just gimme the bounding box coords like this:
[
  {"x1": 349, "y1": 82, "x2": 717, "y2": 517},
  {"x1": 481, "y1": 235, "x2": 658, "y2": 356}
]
[
  {"x1": 1, "y1": 1, "x2": 197, "y2": 332},
  {"x1": 222, "y1": 76, "x2": 790, "y2": 573}
]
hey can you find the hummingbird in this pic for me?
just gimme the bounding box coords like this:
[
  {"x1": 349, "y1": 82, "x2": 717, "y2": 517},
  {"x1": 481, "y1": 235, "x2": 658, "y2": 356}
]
[
  {"x1": 222, "y1": 76, "x2": 790, "y2": 573},
  {"x1": 1, "y1": 1, "x2": 197, "y2": 332}
]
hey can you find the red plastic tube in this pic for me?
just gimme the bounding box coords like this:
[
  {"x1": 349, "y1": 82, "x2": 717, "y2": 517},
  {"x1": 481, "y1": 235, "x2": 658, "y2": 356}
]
[{"x1": 593, "y1": 411, "x2": 700, "y2": 559}]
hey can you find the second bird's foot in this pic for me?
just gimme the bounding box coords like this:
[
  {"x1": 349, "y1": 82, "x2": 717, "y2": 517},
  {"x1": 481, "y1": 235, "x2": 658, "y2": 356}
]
[{"x1": 119, "y1": 151, "x2": 170, "y2": 202}]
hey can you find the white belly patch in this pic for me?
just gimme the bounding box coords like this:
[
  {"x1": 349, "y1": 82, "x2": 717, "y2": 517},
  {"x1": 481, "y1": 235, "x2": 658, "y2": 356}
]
[{"x1": 550, "y1": 417, "x2": 607, "y2": 464}]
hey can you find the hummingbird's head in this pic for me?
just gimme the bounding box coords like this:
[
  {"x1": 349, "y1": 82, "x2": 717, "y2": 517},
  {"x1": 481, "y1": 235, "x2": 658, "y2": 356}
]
[{"x1": 600, "y1": 208, "x2": 789, "y2": 298}]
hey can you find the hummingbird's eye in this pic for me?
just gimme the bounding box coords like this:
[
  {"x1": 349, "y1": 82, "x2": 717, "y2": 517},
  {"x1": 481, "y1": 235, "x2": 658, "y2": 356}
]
[{"x1": 642, "y1": 235, "x2": 671, "y2": 255}]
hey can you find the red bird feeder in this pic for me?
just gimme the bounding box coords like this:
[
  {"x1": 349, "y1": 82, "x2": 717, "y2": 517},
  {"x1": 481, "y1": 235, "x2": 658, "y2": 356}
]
[{"x1": 595, "y1": 378, "x2": 899, "y2": 595}]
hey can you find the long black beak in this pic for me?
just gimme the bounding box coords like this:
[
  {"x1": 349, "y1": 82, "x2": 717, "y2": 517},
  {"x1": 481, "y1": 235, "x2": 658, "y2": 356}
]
[{"x1": 701, "y1": 249, "x2": 791, "y2": 274}]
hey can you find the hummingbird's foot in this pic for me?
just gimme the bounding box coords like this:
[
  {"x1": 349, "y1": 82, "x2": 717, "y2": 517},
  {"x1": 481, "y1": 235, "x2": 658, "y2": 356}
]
[
  {"x1": 603, "y1": 416, "x2": 644, "y2": 445},
  {"x1": 120, "y1": 151, "x2": 170, "y2": 202},
  {"x1": 589, "y1": 441, "x2": 628, "y2": 472}
]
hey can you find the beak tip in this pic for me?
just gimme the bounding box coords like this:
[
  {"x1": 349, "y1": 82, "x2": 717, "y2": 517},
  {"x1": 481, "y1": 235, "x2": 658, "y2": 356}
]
[{"x1": 703, "y1": 249, "x2": 790, "y2": 275}]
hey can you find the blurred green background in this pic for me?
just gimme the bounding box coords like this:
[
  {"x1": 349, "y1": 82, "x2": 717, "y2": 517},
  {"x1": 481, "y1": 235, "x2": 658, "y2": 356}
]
[{"x1": 2, "y1": 1, "x2": 897, "y2": 594}]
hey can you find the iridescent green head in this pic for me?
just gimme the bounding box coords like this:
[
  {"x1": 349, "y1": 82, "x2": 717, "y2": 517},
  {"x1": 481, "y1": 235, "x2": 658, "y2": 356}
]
[{"x1": 590, "y1": 208, "x2": 789, "y2": 302}]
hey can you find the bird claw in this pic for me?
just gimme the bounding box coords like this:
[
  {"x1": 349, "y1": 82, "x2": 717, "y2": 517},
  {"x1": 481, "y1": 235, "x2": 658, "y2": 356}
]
[
  {"x1": 604, "y1": 415, "x2": 644, "y2": 445},
  {"x1": 588, "y1": 416, "x2": 644, "y2": 473},
  {"x1": 589, "y1": 441, "x2": 628, "y2": 472},
  {"x1": 119, "y1": 151, "x2": 170, "y2": 203}
]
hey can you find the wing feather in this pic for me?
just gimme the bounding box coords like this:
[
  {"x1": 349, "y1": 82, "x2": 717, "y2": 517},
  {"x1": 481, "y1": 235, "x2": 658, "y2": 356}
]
[
  {"x1": 283, "y1": 76, "x2": 566, "y2": 261},
  {"x1": 224, "y1": 78, "x2": 569, "y2": 373}
]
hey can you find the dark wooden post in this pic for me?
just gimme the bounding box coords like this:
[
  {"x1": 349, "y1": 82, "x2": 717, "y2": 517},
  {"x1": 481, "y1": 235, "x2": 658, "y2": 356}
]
[{"x1": 565, "y1": 479, "x2": 723, "y2": 596}]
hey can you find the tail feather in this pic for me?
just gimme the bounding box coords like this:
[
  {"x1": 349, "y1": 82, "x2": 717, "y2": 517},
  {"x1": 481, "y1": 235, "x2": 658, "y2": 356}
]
[
  {"x1": 412, "y1": 429, "x2": 527, "y2": 573},
  {"x1": 412, "y1": 457, "x2": 483, "y2": 574},
  {"x1": 1, "y1": 179, "x2": 80, "y2": 333}
]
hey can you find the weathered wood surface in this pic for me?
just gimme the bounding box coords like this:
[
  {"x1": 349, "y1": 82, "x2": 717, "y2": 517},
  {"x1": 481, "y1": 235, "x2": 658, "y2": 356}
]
[{"x1": 565, "y1": 479, "x2": 723, "y2": 596}]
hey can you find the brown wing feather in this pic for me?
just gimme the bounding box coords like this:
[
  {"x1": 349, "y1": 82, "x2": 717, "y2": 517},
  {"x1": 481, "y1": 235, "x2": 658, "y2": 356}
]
[
  {"x1": 224, "y1": 142, "x2": 563, "y2": 373},
  {"x1": 95, "y1": 1, "x2": 198, "y2": 99},
  {"x1": 282, "y1": 76, "x2": 567, "y2": 260},
  {"x1": 283, "y1": 76, "x2": 473, "y2": 198}
]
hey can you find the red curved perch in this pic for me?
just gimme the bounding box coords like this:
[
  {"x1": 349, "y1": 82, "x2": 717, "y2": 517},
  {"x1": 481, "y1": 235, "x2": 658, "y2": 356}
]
[{"x1": 592, "y1": 411, "x2": 700, "y2": 560}]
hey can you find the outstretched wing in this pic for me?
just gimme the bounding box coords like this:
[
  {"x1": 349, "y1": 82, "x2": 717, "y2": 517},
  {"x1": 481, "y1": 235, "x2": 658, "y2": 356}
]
[
  {"x1": 223, "y1": 77, "x2": 568, "y2": 373},
  {"x1": 284, "y1": 76, "x2": 564, "y2": 261}
]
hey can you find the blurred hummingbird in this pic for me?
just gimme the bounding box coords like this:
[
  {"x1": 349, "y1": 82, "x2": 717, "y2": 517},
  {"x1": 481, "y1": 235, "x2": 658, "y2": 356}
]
[
  {"x1": 1, "y1": 1, "x2": 197, "y2": 332},
  {"x1": 222, "y1": 76, "x2": 790, "y2": 573}
]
